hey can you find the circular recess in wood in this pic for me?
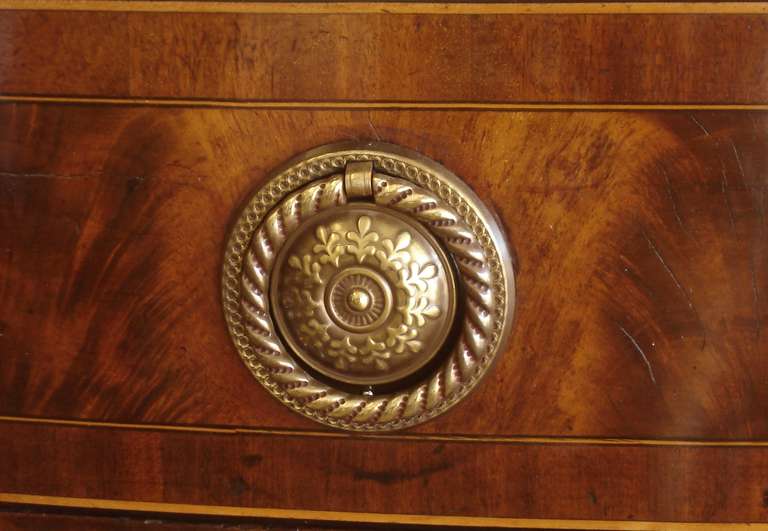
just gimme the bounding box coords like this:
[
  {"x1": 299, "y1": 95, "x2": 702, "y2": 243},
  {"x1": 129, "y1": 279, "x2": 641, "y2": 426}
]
[{"x1": 222, "y1": 141, "x2": 516, "y2": 431}]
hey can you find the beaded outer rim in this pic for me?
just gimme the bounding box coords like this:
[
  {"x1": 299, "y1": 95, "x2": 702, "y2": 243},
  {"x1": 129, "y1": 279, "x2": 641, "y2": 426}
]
[{"x1": 222, "y1": 142, "x2": 516, "y2": 431}]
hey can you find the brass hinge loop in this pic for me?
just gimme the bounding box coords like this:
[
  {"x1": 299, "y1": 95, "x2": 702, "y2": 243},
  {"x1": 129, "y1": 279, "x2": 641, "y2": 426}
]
[{"x1": 343, "y1": 160, "x2": 374, "y2": 199}]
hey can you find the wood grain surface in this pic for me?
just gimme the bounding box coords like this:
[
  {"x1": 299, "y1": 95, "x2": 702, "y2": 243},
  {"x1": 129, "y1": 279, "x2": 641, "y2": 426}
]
[
  {"x1": 1, "y1": 103, "x2": 765, "y2": 439},
  {"x1": 0, "y1": 509, "x2": 541, "y2": 531},
  {"x1": 1, "y1": 11, "x2": 768, "y2": 104},
  {"x1": 0, "y1": 511, "x2": 327, "y2": 531},
  {"x1": 2, "y1": 420, "x2": 768, "y2": 523},
  {"x1": 1, "y1": 4, "x2": 767, "y2": 526},
  {"x1": 0, "y1": 508, "x2": 372, "y2": 531}
]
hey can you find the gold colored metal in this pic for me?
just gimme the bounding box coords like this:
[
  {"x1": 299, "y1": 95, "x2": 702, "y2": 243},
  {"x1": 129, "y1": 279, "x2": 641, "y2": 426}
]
[
  {"x1": 270, "y1": 204, "x2": 457, "y2": 386},
  {"x1": 346, "y1": 288, "x2": 371, "y2": 312},
  {"x1": 222, "y1": 142, "x2": 516, "y2": 431},
  {"x1": 343, "y1": 160, "x2": 374, "y2": 198}
]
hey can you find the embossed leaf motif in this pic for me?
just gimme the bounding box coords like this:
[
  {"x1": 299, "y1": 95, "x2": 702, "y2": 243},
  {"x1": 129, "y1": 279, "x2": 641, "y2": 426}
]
[
  {"x1": 385, "y1": 324, "x2": 421, "y2": 353},
  {"x1": 329, "y1": 336, "x2": 358, "y2": 355},
  {"x1": 283, "y1": 212, "x2": 446, "y2": 374},
  {"x1": 327, "y1": 336, "x2": 361, "y2": 369},
  {"x1": 300, "y1": 289, "x2": 321, "y2": 313},
  {"x1": 399, "y1": 262, "x2": 438, "y2": 295},
  {"x1": 400, "y1": 296, "x2": 441, "y2": 327},
  {"x1": 312, "y1": 226, "x2": 344, "y2": 267},
  {"x1": 376, "y1": 231, "x2": 412, "y2": 271},
  {"x1": 299, "y1": 319, "x2": 331, "y2": 350},
  {"x1": 364, "y1": 337, "x2": 387, "y2": 355},
  {"x1": 346, "y1": 216, "x2": 379, "y2": 263},
  {"x1": 288, "y1": 254, "x2": 322, "y2": 284},
  {"x1": 359, "y1": 338, "x2": 394, "y2": 371},
  {"x1": 285, "y1": 287, "x2": 320, "y2": 319}
]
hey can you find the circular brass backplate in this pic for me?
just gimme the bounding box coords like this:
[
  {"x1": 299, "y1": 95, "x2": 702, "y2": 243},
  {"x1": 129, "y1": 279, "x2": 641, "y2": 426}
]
[
  {"x1": 222, "y1": 142, "x2": 516, "y2": 431},
  {"x1": 270, "y1": 203, "x2": 457, "y2": 386}
]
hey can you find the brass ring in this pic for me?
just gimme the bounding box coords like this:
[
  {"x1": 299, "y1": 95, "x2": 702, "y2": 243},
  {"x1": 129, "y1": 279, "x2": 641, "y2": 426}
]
[{"x1": 222, "y1": 142, "x2": 516, "y2": 431}]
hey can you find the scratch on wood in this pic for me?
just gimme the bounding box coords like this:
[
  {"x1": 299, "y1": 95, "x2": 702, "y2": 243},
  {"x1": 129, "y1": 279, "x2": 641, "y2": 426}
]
[
  {"x1": 748, "y1": 114, "x2": 762, "y2": 142},
  {"x1": 643, "y1": 231, "x2": 706, "y2": 349},
  {"x1": 689, "y1": 114, "x2": 711, "y2": 136},
  {"x1": 721, "y1": 164, "x2": 736, "y2": 230},
  {"x1": 619, "y1": 326, "x2": 657, "y2": 385},
  {"x1": 644, "y1": 232, "x2": 690, "y2": 307},
  {"x1": 367, "y1": 111, "x2": 382, "y2": 141},
  {"x1": 756, "y1": 151, "x2": 768, "y2": 233},
  {"x1": 730, "y1": 139, "x2": 746, "y2": 179},
  {"x1": 661, "y1": 165, "x2": 693, "y2": 240},
  {"x1": 750, "y1": 254, "x2": 761, "y2": 340}
]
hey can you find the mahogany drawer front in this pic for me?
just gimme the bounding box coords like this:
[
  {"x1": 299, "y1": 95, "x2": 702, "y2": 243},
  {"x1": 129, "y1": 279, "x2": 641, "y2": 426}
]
[
  {"x1": 1, "y1": 3, "x2": 767, "y2": 528},
  {"x1": 2, "y1": 103, "x2": 766, "y2": 526},
  {"x1": 1, "y1": 8, "x2": 768, "y2": 104},
  {"x1": 0, "y1": 509, "x2": 366, "y2": 531},
  {"x1": 2, "y1": 105, "x2": 767, "y2": 440}
]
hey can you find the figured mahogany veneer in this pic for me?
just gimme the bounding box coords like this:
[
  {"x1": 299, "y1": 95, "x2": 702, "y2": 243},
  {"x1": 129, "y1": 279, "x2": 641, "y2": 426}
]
[
  {"x1": 0, "y1": 10, "x2": 767, "y2": 104},
  {"x1": 1, "y1": 105, "x2": 766, "y2": 440},
  {"x1": 2, "y1": 420, "x2": 768, "y2": 524},
  {"x1": 1, "y1": 3, "x2": 768, "y2": 527}
]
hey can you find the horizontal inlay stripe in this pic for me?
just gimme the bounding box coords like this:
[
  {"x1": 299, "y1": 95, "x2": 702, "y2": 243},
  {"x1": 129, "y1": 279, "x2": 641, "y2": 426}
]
[
  {"x1": 2, "y1": 416, "x2": 767, "y2": 447},
  {"x1": 1, "y1": 1, "x2": 768, "y2": 14},
  {"x1": 0, "y1": 493, "x2": 765, "y2": 529},
  {"x1": 2, "y1": 95, "x2": 768, "y2": 110}
]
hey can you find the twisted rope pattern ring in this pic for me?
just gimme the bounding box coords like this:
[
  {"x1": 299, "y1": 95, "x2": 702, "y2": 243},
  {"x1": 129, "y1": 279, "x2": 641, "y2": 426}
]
[{"x1": 222, "y1": 153, "x2": 507, "y2": 431}]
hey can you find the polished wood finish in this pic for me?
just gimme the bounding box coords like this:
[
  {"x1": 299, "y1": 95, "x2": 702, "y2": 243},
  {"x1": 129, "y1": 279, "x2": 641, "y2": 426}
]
[
  {"x1": 1, "y1": 104, "x2": 766, "y2": 440},
  {"x1": 1, "y1": 11, "x2": 767, "y2": 103},
  {"x1": 1, "y1": 2, "x2": 767, "y2": 527},
  {"x1": 0, "y1": 509, "x2": 356, "y2": 531},
  {"x1": 2, "y1": 420, "x2": 768, "y2": 523}
]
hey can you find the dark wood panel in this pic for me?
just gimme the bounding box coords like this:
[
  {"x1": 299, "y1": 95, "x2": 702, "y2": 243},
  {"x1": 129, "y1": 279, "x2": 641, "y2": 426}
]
[
  {"x1": 0, "y1": 508, "x2": 536, "y2": 531},
  {"x1": 0, "y1": 509, "x2": 372, "y2": 531},
  {"x1": 1, "y1": 11, "x2": 767, "y2": 103},
  {"x1": 1, "y1": 103, "x2": 766, "y2": 439},
  {"x1": 1, "y1": 421, "x2": 767, "y2": 522}
]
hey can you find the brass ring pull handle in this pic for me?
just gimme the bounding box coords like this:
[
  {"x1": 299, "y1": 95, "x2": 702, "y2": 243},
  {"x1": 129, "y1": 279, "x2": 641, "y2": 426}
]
[{"x1": 222, "y1": 142, "x2": 516, "y2": 431}]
